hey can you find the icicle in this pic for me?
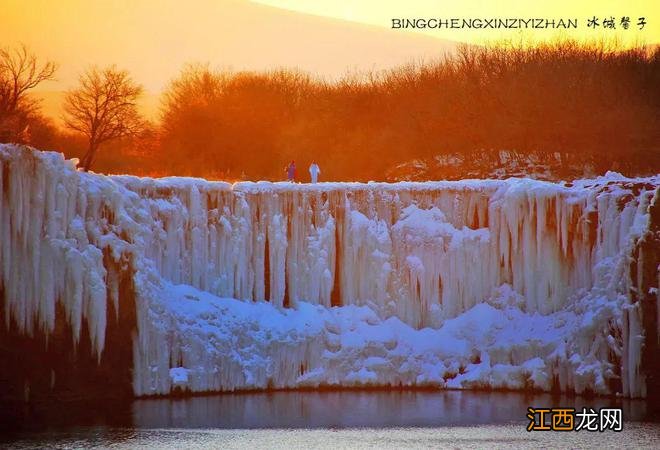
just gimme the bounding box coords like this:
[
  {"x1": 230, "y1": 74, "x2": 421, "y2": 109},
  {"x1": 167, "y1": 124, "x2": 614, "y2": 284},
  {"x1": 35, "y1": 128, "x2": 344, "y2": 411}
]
[{"x1": 1, "y1": 145, "x2": 657, "y2": 397}]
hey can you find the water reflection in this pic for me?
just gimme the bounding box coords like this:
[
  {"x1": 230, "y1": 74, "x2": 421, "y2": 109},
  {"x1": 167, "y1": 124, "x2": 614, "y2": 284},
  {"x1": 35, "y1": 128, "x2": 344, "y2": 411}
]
[
  {"x1": 2, "y1": 391, "x2": 656, "y2": 449},
  {"x1": 132, "y1": 390, "x2": 649, "y2": 429}
]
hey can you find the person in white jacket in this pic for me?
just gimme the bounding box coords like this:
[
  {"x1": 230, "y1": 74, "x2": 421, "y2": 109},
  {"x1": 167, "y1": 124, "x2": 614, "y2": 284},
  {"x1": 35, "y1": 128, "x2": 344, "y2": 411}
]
[{"x1": 309, "y1": 162, "x2": 321, "y2": 184}]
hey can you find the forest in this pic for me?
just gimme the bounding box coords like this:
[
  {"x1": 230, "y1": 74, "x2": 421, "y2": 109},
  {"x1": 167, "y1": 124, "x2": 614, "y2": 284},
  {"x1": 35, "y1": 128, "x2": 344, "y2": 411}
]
[{"x1": 1, "y1": 40, "x2": 658, "y2": 182}]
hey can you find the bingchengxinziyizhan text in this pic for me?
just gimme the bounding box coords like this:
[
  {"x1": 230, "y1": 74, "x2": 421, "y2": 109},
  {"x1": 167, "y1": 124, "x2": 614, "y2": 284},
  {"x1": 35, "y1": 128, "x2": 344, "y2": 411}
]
[{"x1": 391, "y1": 17, "x2": 649, "y2": 30}]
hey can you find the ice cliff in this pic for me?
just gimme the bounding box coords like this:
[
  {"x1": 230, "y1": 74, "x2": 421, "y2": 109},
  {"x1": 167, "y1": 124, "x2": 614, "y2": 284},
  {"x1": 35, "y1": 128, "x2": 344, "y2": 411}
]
[{"x1": 0, "y1": 145, "x2": 658, "y2": 398}]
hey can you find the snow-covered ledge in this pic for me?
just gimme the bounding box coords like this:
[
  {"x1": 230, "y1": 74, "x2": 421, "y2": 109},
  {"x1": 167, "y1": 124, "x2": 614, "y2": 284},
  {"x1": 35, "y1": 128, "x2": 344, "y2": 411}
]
[{"x1": 0, "y1": 145, "x2": 658, "y2": 399}]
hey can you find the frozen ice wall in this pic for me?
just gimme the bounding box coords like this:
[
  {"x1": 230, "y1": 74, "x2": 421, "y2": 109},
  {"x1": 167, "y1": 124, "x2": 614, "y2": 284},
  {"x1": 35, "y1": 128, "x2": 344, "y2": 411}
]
[
  {"x1": 0, "y1": 145, "x2": 657, "y2": 398},
  {"x1": 117, "y1": 172, "x2": 633, "y2": 325}
]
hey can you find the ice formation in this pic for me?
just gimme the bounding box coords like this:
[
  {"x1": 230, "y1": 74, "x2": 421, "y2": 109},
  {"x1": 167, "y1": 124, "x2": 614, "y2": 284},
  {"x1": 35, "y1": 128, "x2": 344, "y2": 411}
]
[{"x1": 0, "y1": 145, "x2": 657, "y2": 398}]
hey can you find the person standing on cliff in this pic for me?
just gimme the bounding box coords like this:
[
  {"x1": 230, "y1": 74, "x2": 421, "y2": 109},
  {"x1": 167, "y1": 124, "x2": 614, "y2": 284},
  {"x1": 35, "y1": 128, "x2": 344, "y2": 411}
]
[
  {"x1": 286, "y1": 160, "x2": 296, "y2": 182},
  {"x1": 309, "y1": 161, "x2": 320, "y2": 184}
]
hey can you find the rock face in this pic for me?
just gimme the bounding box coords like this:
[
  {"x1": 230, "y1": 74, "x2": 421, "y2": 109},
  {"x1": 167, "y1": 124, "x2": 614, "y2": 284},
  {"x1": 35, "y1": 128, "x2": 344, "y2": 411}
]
[{"x1": 0, "y1": 145, "x2": 658, "y2": 401}]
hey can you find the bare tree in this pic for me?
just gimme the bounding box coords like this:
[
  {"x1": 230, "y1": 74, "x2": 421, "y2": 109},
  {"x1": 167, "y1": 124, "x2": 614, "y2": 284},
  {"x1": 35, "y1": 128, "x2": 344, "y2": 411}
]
[
  {"x1": 63, "y1": 66, "x2": 144, "y2": 171},
  {"x1": 0, "y1": 44, "x2": 57, "y2": 141}
]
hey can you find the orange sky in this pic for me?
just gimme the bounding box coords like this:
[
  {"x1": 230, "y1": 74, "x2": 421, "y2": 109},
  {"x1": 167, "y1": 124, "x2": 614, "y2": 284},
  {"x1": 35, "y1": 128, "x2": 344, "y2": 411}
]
[
  {"x1": 2, "y1": 0, "x2": 657, "y2": 120},
  {"x1": 257, "y1": 1, "x2": 659, "y2": 44},
  {"x1": 2, "y1": 0, "x2": 456, "y2": 91}
]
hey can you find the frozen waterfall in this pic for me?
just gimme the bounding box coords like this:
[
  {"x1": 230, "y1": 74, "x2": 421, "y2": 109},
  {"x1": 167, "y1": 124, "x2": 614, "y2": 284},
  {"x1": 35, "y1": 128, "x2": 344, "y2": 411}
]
[{"x1": 0, "y1": 145, "x2": 658, "y2": 398}]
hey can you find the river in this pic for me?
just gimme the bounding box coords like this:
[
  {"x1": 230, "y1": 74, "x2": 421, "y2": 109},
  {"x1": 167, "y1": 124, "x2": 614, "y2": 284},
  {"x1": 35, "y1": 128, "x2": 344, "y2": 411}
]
[{"x1": 1, "y1": 390, "x2": 657, "y2": 448}]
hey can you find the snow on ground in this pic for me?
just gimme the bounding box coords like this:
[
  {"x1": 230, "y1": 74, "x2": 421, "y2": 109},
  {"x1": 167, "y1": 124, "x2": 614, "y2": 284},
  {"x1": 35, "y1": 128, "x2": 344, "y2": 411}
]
[
  {"x1": 152, "y1": 282, "x2": 575, "y2": 393},
  {"x1": 1, "y1": 145, "x2": 658, "y2": 398},
  {"x1": 386, "y1": 150, "x2": 599, "y2": 181}
]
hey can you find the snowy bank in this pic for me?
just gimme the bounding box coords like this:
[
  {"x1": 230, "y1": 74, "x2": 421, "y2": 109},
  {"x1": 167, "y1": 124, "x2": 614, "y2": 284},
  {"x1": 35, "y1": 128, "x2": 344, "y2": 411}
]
[{"x1": 0, "y1": 145, "x2": 658, "y2": 399}]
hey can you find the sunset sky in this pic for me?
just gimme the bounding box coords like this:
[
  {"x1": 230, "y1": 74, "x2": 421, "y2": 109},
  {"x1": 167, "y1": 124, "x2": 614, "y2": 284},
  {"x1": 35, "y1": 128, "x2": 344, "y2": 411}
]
[
  {"x1": 256, "y1": 0, "x2": 659, "y2": 44},
  {"x1": 2, "y1": 0, "x2": 657, "y2": 119}
]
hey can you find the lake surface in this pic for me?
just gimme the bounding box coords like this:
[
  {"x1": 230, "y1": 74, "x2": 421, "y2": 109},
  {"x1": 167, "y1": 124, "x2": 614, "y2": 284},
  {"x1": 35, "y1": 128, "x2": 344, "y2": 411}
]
[{"x1": 1, "y1": 390, "x2": 658, "y2": 448}]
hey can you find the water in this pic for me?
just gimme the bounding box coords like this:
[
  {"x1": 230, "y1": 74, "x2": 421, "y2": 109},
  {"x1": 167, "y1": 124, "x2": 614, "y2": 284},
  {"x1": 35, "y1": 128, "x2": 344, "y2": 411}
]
[{"x1": 1, "y1": 390, "x2": 658, "y2": 448}]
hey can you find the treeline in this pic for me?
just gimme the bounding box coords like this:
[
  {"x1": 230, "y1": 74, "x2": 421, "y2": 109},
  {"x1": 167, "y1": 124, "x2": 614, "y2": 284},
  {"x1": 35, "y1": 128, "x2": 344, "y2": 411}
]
[{"x1": 2, "y1": 40, "x2": 659, "y2": 181}]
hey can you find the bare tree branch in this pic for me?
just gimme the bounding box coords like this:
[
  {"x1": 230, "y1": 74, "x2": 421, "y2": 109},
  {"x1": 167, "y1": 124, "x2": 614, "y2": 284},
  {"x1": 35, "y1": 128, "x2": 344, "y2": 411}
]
[
  {"x1": 63, "y1": 66, "x2": 144, "y2": 171},
  {"x1": 0, "y1": 44, "x2": 56, "y2": 142}
]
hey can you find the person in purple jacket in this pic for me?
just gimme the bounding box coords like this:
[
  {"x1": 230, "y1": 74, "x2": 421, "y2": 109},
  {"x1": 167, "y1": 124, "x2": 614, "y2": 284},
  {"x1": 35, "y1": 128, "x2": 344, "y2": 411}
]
[{"x1": 286, "y1": 160, "x2": 296, "y2": 182}]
